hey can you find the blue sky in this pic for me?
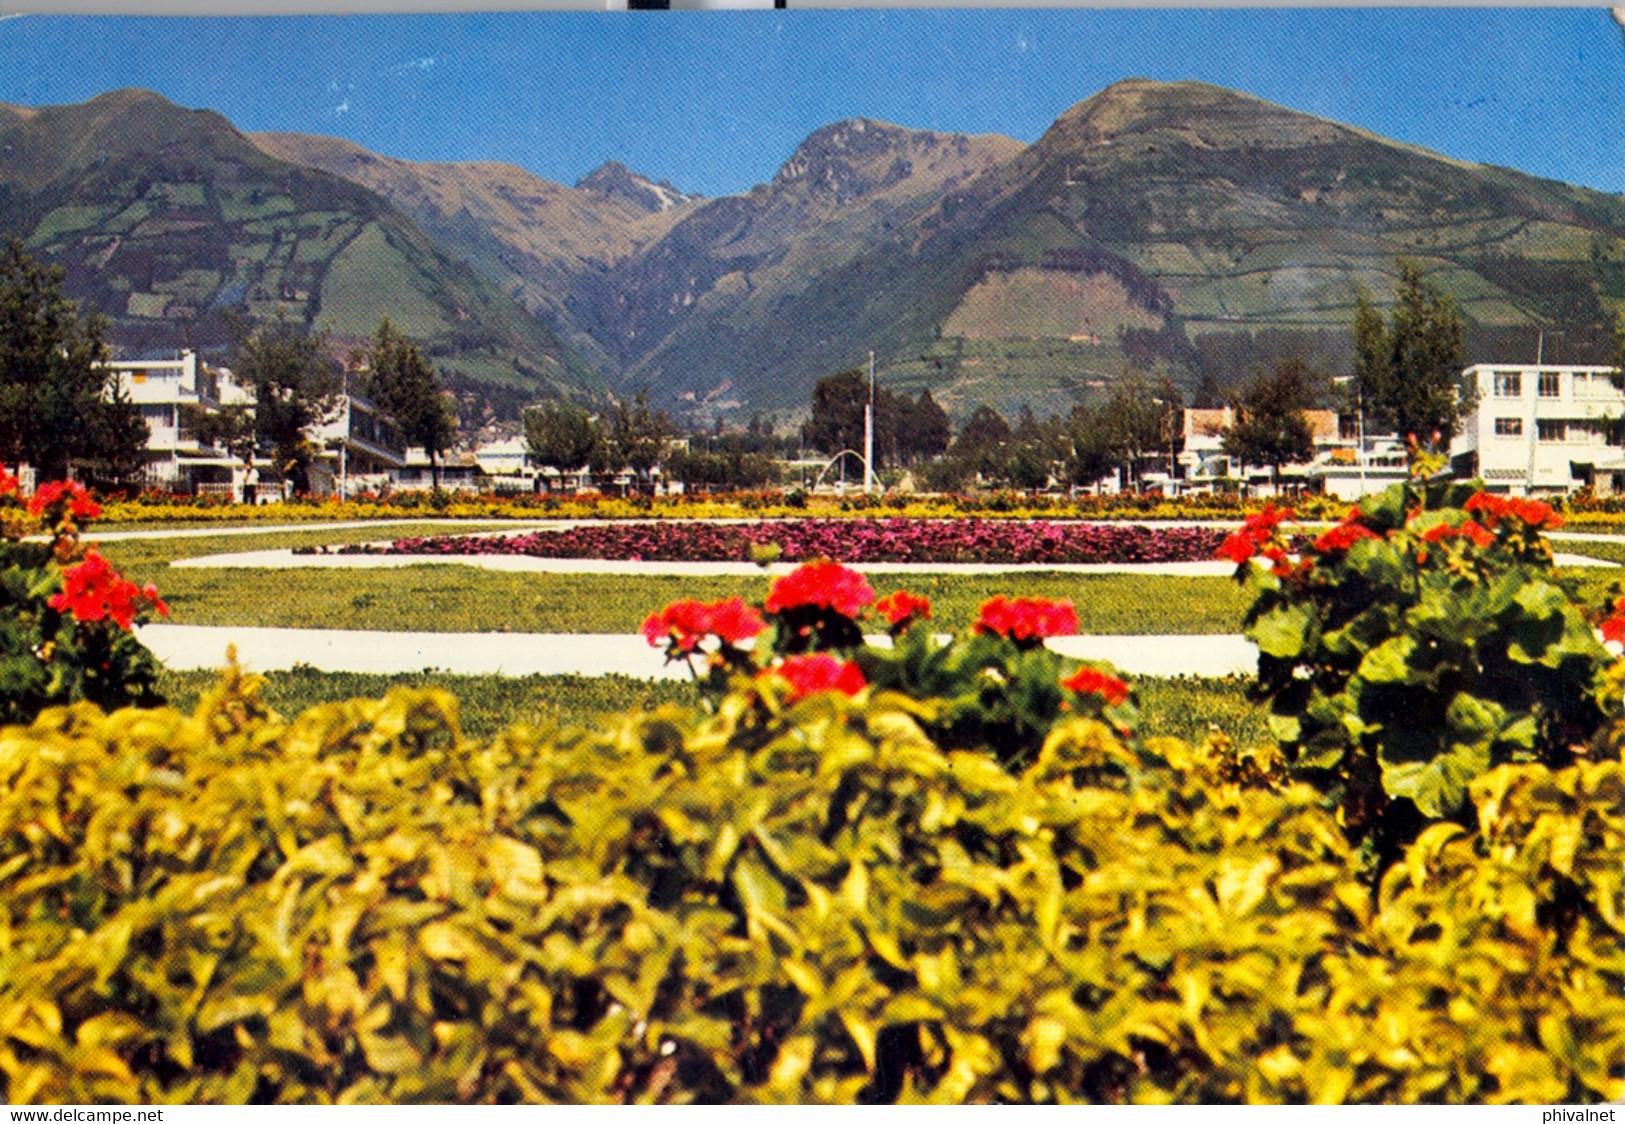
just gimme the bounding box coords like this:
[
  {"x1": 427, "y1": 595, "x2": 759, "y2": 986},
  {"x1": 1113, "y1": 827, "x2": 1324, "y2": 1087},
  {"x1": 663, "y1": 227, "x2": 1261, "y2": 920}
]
[{"x1": 0, "y1": 10, "x2": 1621, "y2": 199}]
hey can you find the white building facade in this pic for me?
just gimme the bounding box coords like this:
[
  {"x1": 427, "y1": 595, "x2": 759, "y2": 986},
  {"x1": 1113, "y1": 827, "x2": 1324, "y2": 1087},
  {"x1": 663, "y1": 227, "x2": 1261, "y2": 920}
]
[
  {"x1": 1452, "y1": 364, "x2": 1625, "y2": 496},
  {"x1": 104, "y1": 350, "x2": 252, "y2": 493}
]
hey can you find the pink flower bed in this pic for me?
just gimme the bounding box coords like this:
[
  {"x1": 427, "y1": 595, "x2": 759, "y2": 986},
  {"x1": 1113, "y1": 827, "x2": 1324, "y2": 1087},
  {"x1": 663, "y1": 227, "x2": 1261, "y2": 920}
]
[{"x1": 333, "y1": 518, "x2": 1226, "y2": 565}]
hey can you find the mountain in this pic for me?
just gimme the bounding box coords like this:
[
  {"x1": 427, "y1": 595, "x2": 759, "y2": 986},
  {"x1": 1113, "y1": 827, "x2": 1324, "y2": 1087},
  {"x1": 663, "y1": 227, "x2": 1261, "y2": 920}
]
[
  {"x1": 497, "y1": 80, "x2": 1620, "y2": 419},
  {"x1": 0, "y1": 89, "x2": 599, "y2": 416},
  {"x1": 574, "y1": 117, "x2": 1028, "y2": 415},
  {"x1": 247, "y1": 134, "x2": 695, "y2": 377},
  {"x1": 7, "y1": 82, "x2": 1624, "y2": 426}
]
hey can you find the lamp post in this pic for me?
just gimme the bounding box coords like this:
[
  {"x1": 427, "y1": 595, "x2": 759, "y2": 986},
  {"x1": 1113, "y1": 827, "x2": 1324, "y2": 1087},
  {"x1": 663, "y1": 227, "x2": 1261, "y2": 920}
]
[{"x1": 863, "y1": 351, "x2": 877, "y2": 494}]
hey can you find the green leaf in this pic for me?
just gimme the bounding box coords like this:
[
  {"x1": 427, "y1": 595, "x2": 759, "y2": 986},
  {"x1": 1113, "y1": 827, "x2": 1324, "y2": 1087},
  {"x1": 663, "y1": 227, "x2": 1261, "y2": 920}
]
[
  {"x1": 1358, "y1": 635, "x2": 1417, "y2": 684},
  {"x1": 1252, "y1": 602, "x2": 1315, "y2": 660},
  {"x1": 1380, "y1": 739, "x2": 1490, "y2": 818}
]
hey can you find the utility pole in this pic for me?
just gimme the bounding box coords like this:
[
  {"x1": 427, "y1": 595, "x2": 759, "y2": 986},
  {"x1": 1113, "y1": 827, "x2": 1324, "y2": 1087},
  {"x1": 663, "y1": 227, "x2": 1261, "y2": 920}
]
[{"x1": 863, "y1": 351, "x2": 877, "y2": 494}]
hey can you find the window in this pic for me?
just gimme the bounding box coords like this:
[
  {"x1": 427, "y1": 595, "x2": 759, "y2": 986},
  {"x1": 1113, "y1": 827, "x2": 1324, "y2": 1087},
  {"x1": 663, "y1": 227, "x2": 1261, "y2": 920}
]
[
  {"x1": 1494, "y1": 418, "x2": 1523, "y2": 437},
  {"x1": 1493, "y1": 372, "x2": 1522, "y2": 398},
  {"x1": 1537, "y1": 420, "x2": 1567, "y2": 443},
  {"x1": 1539, "y1": 372, "x2": 1561, "y2": 398}
]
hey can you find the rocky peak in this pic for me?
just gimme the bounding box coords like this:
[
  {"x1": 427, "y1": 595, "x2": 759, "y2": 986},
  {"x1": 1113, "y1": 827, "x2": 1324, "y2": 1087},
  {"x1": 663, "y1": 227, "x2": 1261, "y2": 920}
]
[{"x1": 576, "y1": 161, "x2": 696, "y2": 213}]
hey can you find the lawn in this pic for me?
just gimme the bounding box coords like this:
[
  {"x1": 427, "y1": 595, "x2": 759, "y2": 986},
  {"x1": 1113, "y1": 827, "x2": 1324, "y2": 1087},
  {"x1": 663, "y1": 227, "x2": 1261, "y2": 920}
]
[{"x1": 154, "y1": 664, "x2": 1274, "y2": 746}]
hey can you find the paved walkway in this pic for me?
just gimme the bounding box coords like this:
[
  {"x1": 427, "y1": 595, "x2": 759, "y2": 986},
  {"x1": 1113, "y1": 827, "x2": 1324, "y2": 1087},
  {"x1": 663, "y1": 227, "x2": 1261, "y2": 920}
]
[
  {"x1": 171, "y1": 549, "x2": 1249, "y2": 577},
  {"x1": 135, "y1": 624, "x2": 1260, "y2": 680}
]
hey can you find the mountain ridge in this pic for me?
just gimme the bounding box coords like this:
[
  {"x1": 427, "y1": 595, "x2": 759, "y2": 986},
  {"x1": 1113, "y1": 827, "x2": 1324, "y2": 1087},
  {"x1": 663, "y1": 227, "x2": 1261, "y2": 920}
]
[{"x1": 5, "y1": 80, "x2": 1623, "y2": 425}]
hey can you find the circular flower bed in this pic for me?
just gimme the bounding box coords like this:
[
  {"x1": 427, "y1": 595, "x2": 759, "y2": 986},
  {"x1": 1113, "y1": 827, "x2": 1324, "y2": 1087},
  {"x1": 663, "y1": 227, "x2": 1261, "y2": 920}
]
[{"x1": 324, "y1": 518, "x2": 1227, "y2": 565}]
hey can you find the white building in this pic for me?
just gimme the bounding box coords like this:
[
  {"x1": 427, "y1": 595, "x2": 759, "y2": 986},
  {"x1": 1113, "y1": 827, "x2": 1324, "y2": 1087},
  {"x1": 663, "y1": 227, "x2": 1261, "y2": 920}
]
[
  {"x1": 1451, "y1": 364, "x2": 1625, "y2": 495},
  {"x1": 104, "y1": 350, "x2": 251, "y2": 494},
  {"x1": 308, "y1": 394, "x2": 408, "y2": 498}
]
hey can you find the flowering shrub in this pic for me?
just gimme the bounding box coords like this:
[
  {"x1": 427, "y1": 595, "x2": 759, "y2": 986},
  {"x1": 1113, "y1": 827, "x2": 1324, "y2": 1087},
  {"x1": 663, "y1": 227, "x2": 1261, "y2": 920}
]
[
  {"x1": 763, "y1": 561, "x2": 876, "y2": 654},
  {"x1": 973, "y1": 596, "x2": 1080, "y2": 647},
  {"x1": 0, "y1": 471, "x2": 167, "y2": 724},
  {"x1": 642, "y1": 561, "x2": 1132, "y2": 769},
  {"x1": 873, "y1": 590, "x2": 931, "y2": 633},
  {"x1": 1223, "y1": 476, "x2": 1610, "y2": 866},
  {"x1": 102, "y1": 489, "x2": 1351, "y2": 526},
  {"x1": 761, "y1": 653, "x2": 867, "y2": 703},
  {"x1": 1, "y1": 669, "x2": 1617, "y2": 1103},
  {"x1": 334, "y1": 518, "x2": 1227, "y2": 565}
]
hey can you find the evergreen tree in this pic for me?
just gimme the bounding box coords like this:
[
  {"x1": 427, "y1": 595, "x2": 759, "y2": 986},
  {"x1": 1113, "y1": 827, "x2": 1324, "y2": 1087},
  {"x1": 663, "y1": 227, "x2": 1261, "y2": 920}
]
[
  {"x1": 367, "y1": 320, "x2": 458, "y2": 488},
  {"x1": 1354, "y1": 261, "x2": 1466, "y2": 453},
  {"x1": 0, "y1": 241, "x2": 145, "y2": 481}
]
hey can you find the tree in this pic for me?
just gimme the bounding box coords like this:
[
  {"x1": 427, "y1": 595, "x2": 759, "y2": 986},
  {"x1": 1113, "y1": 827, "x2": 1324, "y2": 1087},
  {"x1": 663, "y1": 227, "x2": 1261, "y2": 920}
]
[
  {"x1": 230, "y1": 317, "x2": 338, "y2": 494},
  {"x1": 1059, "y1": 405, "x2": 1116, "y2": 490},
  {"x1": 1221, "y1": 358, "x2": 1317, "y2": 488},
  {"x1": 952, "y1": 405, "x2": 1013, "y2": 484},
  {"x1": 901, "y1": 390, "x2": 952, "y2": 464},
  {"x1": 1354, "y1": 261, "x2": 1466, "y2": 454},
  {"x1": 367, "y1": 320, "x2": 458, "y2": 489},
  {"x1": 1093, "y1": 373, "x2": 1165, "y2": 488},
  {"x1": 523, "y1": 400, "x2": 600, "y2": 490},
  {"x1": 600, "y1": 390, "x2": 674, "y2": 492},
  {"x1": 0, "y1": 240, "x2": 145, "y2": 481}
]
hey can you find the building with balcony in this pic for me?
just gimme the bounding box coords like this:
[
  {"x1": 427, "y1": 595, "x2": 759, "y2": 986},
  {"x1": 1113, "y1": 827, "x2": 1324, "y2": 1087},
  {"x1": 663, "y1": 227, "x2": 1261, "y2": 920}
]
[
  {"x1": 1451, "y1": 364, "x2": 1625, "y2": 495},
  {"x1": 104, "y1": 350, "x2": 252, "y2": 493},
  {"x1": 308, "y1": 394, "x2": 409, "y2": 498}
]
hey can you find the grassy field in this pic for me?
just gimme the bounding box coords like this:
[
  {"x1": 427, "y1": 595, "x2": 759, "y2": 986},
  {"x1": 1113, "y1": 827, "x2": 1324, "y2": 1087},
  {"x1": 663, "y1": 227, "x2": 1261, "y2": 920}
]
[
  {"x1": 108, "y1": 522, "x2": 1616, "y2": 755},
  {"x1": 115, "y1": 560, "x2": 1250, "y2": 635},
  {"x1": 155, "y1": 665, "x2": 1273, "y2": 747}
]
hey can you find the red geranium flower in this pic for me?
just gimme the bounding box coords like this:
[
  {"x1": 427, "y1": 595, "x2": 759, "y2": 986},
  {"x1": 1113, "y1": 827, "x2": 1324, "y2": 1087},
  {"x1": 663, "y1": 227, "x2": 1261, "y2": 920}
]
[
  {"x1": 1420, "y1": 521, "x2": 1495, "y2": 549},
  {"x1": 762, "y1": 653, "x2": 866, "y2": 702},
  {"x1": 641, "y1": 597, "x2": 765, "y2": 651},
  {"x1": 28, "y1": 480, "x2": 100, "y2": 521},
  {"x1": 0, "y1": 467, "x2": 18, "y2": 499},
  {"x1": 1465, "y1": 491, "x2": 1563, "y2": 531},
  {"x1": 874, "y1": 590, "x2": 932, "y2": 628},
  {"x1": 1218, "y1": 532, "x2": 1258, "y2": 564},
  {"x1": 1313, "y1": 521, "x2": 1380, "y2": 554},
  {"x1": 1060, "y1": 665, "x2": 1130, "y2": 707},
  {"x1": 974, "y1": 596, "x2": 1078, "y2": 642},
  {"x1": 1216, "y1": 503, "x2": 1295, "y2": 565},
  {"x1": 48, "y1": 549, "x2": 162, "y2": 631},
  {"x1": 765, "y1": 561, "x2": 876, "y2": 618}
]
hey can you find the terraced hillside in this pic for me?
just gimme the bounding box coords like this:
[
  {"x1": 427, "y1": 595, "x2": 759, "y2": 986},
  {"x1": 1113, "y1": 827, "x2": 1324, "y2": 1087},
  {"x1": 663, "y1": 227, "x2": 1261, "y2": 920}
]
[{"x1": 0, "y1": 89, "x2": 598, "y2": 410}]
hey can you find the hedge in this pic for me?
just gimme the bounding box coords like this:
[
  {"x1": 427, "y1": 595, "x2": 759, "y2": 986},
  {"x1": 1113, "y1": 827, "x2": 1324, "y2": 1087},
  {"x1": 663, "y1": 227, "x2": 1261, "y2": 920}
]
[{"x1": 0, "y1": 667, "x2": 1619, "y2": 1104}]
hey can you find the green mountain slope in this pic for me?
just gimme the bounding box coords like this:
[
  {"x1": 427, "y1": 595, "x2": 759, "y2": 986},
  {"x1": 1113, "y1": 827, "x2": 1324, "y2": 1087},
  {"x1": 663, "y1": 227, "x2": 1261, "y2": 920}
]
[
  {"x1": 0, "y1": 89, "x2": 599, "y2": 413},
  {"x1": 603, "y1": 80, "x2": 1625, "y2": 419},
  {"x1": 248, "y1": 132, "x2": 697, "y2": 380}
]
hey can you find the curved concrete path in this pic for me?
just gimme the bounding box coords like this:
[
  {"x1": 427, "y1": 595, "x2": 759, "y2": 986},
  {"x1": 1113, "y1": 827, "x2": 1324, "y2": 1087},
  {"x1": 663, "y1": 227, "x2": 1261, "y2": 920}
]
[{"x1": 135, "y1": 624, "x2": 1259, "y2": 680}]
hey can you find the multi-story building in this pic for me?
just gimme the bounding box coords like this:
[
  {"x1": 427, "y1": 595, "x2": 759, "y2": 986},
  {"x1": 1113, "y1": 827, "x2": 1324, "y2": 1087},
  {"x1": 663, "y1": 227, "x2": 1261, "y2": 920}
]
[
  {"x1": 104, "y1": 350, "x2": 252, "y2": 493},
  {"x1": 1451, "y1": 364, "x2": 1625, "y2": 495}
]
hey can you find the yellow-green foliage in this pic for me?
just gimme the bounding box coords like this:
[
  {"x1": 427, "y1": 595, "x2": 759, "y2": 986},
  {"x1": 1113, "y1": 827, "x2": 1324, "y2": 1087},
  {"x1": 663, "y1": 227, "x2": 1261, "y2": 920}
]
[
  {"x1": 0, "y1": 670, "x2": 1619, "y2": 1104},
  {"x1": 98, "y1": 491, "x2": 1352, "y2": 527}
]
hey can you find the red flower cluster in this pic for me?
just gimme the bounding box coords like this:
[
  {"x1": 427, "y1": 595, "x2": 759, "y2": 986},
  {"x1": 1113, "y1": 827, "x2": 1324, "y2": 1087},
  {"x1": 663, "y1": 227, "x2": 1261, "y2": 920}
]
[
  {"x1": 0, "y1": 467, "x2": 18, "y2": 500},
  {"x1": 764, "y1": 561, "x2": 876, "y2": 618},
  {"x1": 1060, "y1": 665, "x2": 1130, "y2": 707},
  {"x1": 1313, "y1": 510, "x2": 1381, "y2": 554},
  {"x1": 974, "y1": 596, "x2": 1078, "y2": 642},
  {"x1": 48, "y1": 549, "x2": 168, "y2": 631},
  {"x1": 28, "y1": 480, "x2": 100, "y2": 522},
  {"x1": 1420, "y1": 521, "x2": 1495, "y2": 549},
  {"x1": 1464, "y1": 491, "x2": 1563, "y2": 531},
  {"x1": 874, "y1": 590, "x2": 932, "y2": 628},
  {"x1": 762, "y1": 653, "x2": 867, "y2": 702},
  {"x1": 1601, "y1": 597, "x2": 1625, "y2": 646},
  {"x1": 641, "y1": 597, "x2": 765, "y2": 651},
  {"x1": 1217, "y1": 504, "x2": 1295, "y2": 565}
]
